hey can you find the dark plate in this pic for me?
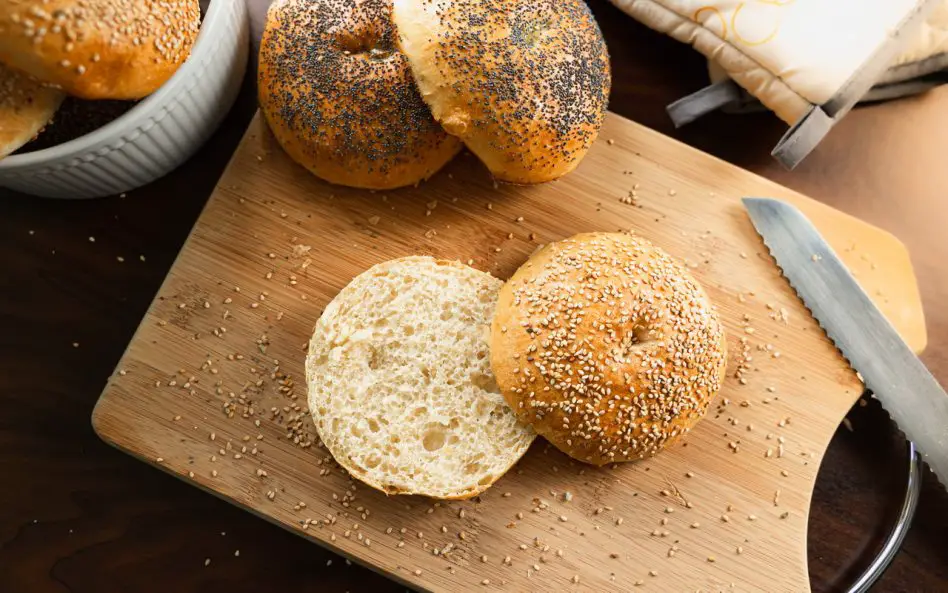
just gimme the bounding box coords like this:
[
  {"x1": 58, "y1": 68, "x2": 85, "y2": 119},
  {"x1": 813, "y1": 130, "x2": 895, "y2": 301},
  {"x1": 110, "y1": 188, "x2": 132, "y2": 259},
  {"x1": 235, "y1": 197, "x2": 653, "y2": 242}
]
[{"x1": 810, "y1": 396, "x2": 946, "y2": 591}]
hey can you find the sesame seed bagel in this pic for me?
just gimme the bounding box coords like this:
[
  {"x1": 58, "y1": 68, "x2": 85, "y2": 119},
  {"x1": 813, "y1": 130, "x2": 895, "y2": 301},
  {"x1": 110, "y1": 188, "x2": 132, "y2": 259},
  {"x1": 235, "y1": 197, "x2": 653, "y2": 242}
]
[
  {"x1": 490, "y1": 232, "x2": 728, "y2": 466},
  {"x1": 392, "y1": 0, "x2": 611, "y2": 184},
  {"x1": 0, "y1": 64, "x2": 64, "y2": 158},
  {"x1": 258, "y1": 0, "x2": 463, "y2": 190},
  {"x1": 0, "y1": 0, "x2": 201, "y2": 100}
]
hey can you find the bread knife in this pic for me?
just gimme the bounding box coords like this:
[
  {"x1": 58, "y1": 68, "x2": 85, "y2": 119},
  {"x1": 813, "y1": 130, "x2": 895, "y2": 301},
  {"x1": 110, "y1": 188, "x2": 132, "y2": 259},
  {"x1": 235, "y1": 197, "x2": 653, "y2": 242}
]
[{"x1": 743, "y1": 197, "x2": 947, "y2": 487}]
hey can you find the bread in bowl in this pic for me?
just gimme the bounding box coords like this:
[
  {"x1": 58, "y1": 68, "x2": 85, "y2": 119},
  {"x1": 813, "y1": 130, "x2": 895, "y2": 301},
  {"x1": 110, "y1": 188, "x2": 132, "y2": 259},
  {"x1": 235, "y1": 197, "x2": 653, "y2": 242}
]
[
  {"x1": 490, "y1": 232, "x2": 728, "y2": 465},
  {"x1": 392, "y1": 0, "x2": 611, "y2": 184},
  {"x1": 0, "y1": 64, "x2": 63, "y2": 159},
  {"x1": 0, "y1": 0, "x2": 201, "y2": 100},
  {"x1": 258, "y1": 0, "x2": 462, "y2": 190}
]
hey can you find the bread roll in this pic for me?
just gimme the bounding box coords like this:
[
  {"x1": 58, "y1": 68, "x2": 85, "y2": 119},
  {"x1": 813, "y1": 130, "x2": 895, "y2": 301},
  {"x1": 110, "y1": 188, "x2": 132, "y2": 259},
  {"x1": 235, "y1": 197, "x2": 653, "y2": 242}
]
[
  {"x1": 0, "y1": 64, "x2": 63, "y2": 159},
  {"x1": 258, "y1": 0, "x2": 462, "y2": 190},
  {"x1": 0, "y1": 0, "x2": 200, "y2": 100},
  {"x1": 491, "y1": 233, "x2": 727, "y2": 465},
  {"x1": 306, "y1": 256, "x2": 535, "y2": 499},
  {"x1": 392, "y1": 0, "x2": 611, "y2": 184}
]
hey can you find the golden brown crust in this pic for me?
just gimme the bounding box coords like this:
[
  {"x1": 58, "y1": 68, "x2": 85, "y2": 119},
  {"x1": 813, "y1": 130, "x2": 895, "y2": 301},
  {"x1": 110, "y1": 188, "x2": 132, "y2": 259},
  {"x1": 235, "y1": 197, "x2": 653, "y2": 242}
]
[
  {"x1": 258, "y1": 0, "x2": 462, "y2": 190},
  {"x1": 0, "y1": 1, "x2": 200, "y2": 100},
  {"x1": 0, "y1": 64, "x2": 63, "y2": 158},
  {"x1": 393, "y1": 0, "x2": 611, "y2": 184},
  {"x1": 490, "y1": 233, "x2": 728, "y2": 465}
]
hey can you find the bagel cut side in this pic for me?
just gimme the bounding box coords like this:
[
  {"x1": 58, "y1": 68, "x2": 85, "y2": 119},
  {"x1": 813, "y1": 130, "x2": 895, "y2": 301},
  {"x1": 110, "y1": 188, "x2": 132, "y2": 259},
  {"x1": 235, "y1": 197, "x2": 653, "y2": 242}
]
[{"x1": 306, "y1": 256, "x2": 535, "y2": 499}]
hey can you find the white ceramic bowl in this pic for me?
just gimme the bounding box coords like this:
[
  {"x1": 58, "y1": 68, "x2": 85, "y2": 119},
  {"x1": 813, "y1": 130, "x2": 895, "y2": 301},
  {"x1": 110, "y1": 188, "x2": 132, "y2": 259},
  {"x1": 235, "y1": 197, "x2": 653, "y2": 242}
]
[{"x1": 0, "y1": 0, "x2": 250, "y2": 199}]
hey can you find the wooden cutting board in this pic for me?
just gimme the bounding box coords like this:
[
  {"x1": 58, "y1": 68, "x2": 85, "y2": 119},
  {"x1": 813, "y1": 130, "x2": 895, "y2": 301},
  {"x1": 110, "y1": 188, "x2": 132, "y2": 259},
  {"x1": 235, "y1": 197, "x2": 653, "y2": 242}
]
[{"x1": 93, "y1": 112, "x2": 927, "y2": 593}]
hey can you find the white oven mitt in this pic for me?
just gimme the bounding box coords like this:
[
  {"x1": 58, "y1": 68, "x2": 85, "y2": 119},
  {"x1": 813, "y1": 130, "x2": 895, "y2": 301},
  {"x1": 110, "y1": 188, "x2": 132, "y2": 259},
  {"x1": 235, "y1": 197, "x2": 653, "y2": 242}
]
[{"x1": 609, "y1": 0, "x2": 948, "y2": 168}]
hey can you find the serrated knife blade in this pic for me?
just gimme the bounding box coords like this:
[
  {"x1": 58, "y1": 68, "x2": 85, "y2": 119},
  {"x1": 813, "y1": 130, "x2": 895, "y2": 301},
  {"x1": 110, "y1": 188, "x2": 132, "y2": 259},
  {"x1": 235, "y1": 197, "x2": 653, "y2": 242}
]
[{"x1": 743, "y1": 197, "x2": 947, "y2": 486}]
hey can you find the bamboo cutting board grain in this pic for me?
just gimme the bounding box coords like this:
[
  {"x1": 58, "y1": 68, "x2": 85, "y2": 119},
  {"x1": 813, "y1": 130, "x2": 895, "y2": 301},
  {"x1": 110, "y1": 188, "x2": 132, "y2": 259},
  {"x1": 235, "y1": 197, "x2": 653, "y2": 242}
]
[{"x1": 94, "y1": 112, "x2": 926, "y2": 593}]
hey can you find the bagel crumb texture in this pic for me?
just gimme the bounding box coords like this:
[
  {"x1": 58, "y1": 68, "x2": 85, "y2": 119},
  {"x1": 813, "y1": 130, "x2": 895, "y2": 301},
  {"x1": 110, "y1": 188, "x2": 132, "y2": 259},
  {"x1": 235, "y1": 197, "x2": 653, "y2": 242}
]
[
  {"x1": 259, "y1": 0, "x2": 461, "y2": 189},
  {"x1": 490, "y1": 232, "x2": 728, "y2": 465},
  {"x1": 393, "y1": 0, "x2": 611, "y2": 184}
]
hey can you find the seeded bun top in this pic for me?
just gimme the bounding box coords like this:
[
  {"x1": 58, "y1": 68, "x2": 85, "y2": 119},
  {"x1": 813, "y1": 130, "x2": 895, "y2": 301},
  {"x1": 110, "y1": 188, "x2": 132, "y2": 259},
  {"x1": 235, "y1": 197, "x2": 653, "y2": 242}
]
[
  {"x1": 0, "y1": 0, "x2": 201, "y2": 100},
  {"x1": 490, "y1": 232, "x2": 728, "y2": 465},
  {"x1": 392, "y1": 0, "x2": 611, "y2": 184}
]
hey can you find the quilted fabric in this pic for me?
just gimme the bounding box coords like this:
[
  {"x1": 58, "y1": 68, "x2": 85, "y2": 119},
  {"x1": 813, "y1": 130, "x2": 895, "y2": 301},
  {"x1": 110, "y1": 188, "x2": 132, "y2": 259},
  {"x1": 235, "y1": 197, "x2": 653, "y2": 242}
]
[{"x1": 610, "y1": 0, "x2": 945, "y2": 124}]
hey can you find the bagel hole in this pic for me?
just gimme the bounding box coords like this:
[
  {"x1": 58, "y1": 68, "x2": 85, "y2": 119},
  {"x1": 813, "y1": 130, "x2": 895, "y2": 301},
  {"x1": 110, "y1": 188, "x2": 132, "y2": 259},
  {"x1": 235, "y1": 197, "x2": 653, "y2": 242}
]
[
  {"x1": 338, "y1": 31, "x2": 394, "y2": 60},
  {"x1": 615, "y1": 324, "x2": 659, "y2": 361}
]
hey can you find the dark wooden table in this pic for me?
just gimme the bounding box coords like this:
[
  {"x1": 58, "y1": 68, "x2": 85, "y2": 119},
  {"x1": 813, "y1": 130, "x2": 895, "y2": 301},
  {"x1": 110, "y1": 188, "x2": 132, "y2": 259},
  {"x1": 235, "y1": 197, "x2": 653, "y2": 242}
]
[{"x1": 1, "y1": 1, "x2": 946, "y2": 591}]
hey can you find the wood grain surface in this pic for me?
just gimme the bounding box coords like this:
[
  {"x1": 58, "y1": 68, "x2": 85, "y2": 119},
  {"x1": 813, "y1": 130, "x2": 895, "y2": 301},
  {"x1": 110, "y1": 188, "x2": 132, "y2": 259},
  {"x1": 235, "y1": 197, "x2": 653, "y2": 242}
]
[
  {"x1": 0, "y1": 1, "x2": 946, "y2": 592},
  {"x1": 91, "y1": 108, "x2": 925, "y2": 593}
]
